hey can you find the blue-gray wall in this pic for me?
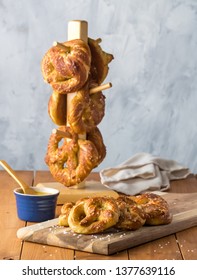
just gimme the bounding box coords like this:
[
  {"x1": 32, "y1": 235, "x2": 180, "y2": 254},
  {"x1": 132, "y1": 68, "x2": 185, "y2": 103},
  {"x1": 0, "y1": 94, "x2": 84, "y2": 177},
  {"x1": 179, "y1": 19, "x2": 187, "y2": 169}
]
[{"x1": 1, "y1": 0, "x2": 197, "y2": 172}]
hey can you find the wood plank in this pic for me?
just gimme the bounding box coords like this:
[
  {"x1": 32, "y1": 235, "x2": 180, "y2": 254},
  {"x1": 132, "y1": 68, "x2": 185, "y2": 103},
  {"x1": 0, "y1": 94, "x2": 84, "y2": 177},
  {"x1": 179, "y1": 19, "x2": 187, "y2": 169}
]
[
  {"x1": 175, "y1": 227, "x2": 197, "y2": 260},
  {"x1": 33, "y1": 170, "x2": 56, "y2": 185},
  {"x1": 0, "y1": 205, "x2": 24, "y2": 229},
  {"x1": 170, "y1": 174, "x2": 197, "y2": 193},
  {"x1": 128, "y1": 235, "x2": 182, "y2": 260},
  {"x1": 0, "y1": 228, "x2": 22, "y2": 260},
  {"x1": 21, "y1": 242, "x2": 74, "y2": 260},
  {"x1": 75, "y1": 249, "x2": 128, "y2": 260},
  {"x1": 16, "y1": 192, "x2": 197, "y2": 255}
]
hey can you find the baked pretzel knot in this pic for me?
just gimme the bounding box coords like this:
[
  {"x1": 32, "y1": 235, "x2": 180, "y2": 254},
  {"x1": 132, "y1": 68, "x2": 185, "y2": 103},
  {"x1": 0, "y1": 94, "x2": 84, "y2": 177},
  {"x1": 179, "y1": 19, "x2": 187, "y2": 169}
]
[
  {"x1": 88, "y1": 38, "x2": 114, "y2": 85},
  {"x1": 68, "y1": 197, "x2": 120, "y2": 234},
  {"x1": 115, "y1": 196, "x2": 146, "y2": 230},
  {"x1": 68, "y1": 82, "x2": 105, "y2": 133},
  {"x1": 58, "y1": 202, "x2": 75, "y2": 226},
  {"x1": 41, "y1": 39, "x2": 91, "y2": 94},
  {"x1": 130, "y1": 193, "x2": 172, "y2": 225},
  {"x1": 48, "y1": 91, "x2": 67, "y2": 125},
  {"x1": 45, "y1": 126, "x2": 106, "y2": 187},
  {"x1": 42, "y1": 36, "x2": 113, "y2": 185}
]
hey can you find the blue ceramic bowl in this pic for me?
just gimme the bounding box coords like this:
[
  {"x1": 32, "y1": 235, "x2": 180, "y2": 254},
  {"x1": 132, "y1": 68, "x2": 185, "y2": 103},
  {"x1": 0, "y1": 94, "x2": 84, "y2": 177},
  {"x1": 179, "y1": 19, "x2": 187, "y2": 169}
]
[{"x1": 14, "y1": 186, "x2": 59, "y2": 222}]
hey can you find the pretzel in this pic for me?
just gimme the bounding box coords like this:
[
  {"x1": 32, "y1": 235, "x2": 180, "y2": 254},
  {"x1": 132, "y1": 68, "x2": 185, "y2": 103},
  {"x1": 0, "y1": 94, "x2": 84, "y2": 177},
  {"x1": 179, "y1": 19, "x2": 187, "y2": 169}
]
[
  {"x1": 58, "y1": 202, "x2": 75, "y2": 226},
  {"x1": 48, "y1": 91, "x2": 67, "y2": 125},
  {"x1": 48, "y1": 81, "x2": 105, "y2": 131},
  {"x1": 115, "y1": 196, "x2": 146, "y2": 230},
  {"x1": 42, "y1": 24, "x2": 114, "y2": 186},
  {"x1": 45, "y1": 126, "x2": 106, "y2": 187},
  {"x1": 68, "y1": 196, "x2": 120, "y2": 234},
  {"x1": 88, "y1": 38, "x2": 114, "y2": 84},
  {"x1": 130, "y1": 193, "x2": 172, "y2": 225},
  {"x1": 68, "y1": 81, "x2": 105, "y2": 133},
  {"x1": 41, "y1": 39, "x2": 91, "y2": 94}
]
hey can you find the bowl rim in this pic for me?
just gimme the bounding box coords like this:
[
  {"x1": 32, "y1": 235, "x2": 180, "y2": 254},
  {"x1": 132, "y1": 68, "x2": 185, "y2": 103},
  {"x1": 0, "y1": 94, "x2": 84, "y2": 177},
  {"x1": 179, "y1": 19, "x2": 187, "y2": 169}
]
[{"x1": 13, "y1": 186, "x2": 60, "y2": 197}]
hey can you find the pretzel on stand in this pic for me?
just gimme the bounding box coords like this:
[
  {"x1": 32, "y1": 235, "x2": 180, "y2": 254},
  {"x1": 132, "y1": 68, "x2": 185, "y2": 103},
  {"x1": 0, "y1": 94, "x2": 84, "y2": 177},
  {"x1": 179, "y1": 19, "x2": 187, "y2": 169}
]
[
  {"x1": 66, "y1": 20, "x2": 88, "y2": 188},
  {"x1": 42, "y1": 20, "x2": 113, "y2": 187},
  {"x1": 67, "y1": 21, "x2": 88, "y2": 141}
]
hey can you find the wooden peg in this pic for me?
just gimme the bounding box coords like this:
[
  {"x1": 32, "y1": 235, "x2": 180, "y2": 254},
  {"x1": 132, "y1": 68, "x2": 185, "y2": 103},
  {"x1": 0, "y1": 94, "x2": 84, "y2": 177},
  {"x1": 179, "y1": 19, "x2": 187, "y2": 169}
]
[
  {"x1": 53, "y1": 41, "x2": 70, "y2": 52},
  {"x1": 89, "y1": 82, "x2": 112, "y2": 94},
  {"x1": 52, "y1": 129, "x2": 72, "y2": 139}
]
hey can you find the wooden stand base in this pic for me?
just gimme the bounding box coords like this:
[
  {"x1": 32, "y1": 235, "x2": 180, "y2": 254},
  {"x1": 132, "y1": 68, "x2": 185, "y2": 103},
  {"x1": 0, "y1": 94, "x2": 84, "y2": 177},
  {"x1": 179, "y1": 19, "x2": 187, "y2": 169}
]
[{"x1": 36, "y1": 181, "x2": 118, "y2": 204}]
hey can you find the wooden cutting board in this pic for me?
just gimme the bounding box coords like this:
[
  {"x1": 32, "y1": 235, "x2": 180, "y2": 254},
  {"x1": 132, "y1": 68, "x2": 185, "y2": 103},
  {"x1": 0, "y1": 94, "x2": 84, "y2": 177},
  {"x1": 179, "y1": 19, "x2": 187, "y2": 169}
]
[{"x1": 17, "y1": 192, "x2": 197, "y2": 255}]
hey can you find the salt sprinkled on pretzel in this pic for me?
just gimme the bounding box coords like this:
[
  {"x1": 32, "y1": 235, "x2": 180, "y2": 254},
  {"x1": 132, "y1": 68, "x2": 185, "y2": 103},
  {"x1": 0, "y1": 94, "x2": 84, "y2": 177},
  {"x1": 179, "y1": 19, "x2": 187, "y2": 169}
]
[
  {"x1": 68, "y1": 196, "x2": 120, "y2": 234},
  {"x1": 130, "y1": 193, "x2": 172, "y2": 225},
  {"x1": 45, "y1": 126, "x2": 106, "y2": 187},
  {"x1": 115, "y1": 196, "x2": 146, "y2": 230}
]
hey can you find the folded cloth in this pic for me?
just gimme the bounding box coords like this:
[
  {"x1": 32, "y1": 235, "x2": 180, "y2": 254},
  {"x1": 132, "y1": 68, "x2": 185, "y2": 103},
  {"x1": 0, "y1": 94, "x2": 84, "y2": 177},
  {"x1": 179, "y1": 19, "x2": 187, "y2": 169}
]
[{"x1": 100, "y1": 153, "x2": 191, "y2": 195}]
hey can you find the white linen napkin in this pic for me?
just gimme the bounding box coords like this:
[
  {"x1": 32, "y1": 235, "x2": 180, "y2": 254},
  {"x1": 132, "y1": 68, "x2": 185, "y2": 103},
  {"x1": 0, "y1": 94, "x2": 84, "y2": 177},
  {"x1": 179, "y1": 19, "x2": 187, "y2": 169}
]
[{"x1": 100, "y1": 153, "x2": 191, "y2": 195}]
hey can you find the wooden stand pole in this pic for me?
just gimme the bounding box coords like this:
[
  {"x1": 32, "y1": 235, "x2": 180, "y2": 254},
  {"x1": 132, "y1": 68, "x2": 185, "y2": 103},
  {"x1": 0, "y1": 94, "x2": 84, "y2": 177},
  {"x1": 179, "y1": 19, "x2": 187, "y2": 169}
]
[
  {"x1": 66, "y1": 20, "x2": 88, "y2": 141},
  {"x1": 67, "y1": 20, "x2": 88, "y2": 42},
  {"x1": 66, "y1": 20, "x2": 88, "y2": 188}
]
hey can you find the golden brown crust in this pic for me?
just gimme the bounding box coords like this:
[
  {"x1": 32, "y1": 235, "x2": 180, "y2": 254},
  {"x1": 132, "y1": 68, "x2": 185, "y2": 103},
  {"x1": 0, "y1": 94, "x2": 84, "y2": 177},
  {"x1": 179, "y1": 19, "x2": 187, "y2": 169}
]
[
  {"x1": 41, "y1": 39, "x2": 91, "y2": 94},
  {"x1": 45, "y1": 127, "x2": 106, "y2": 187},
  {"x1": 58, "y1": 193, "x2": 172, "y2": 234},
  {"x1": 86, "y1": 127, "x2": 106, "y2": 167},
  {"x1": 130, "y1": 193, "x2": 172, "y2": 225},
  {"x1": 43, "y1": 37, "x2": 113, "y2": 186},
  {"x1": 88, "y1": 38, "x2": 114, "y2": 84},
  {"x1": 48, "y1": 91, "x2": 67, "y2": 125},
  {"x1": 68, "y1": 82, "x2": 105, "y2": 134},
  {"x1": 68, "y1": 196, "x2": 120, "y2": 234},
  {"x1": 115, "y1": 196, "x2": 146, "y2": 230},
  {"x1": 58, "y1": 202, "x2": 75, "y2": 226}
]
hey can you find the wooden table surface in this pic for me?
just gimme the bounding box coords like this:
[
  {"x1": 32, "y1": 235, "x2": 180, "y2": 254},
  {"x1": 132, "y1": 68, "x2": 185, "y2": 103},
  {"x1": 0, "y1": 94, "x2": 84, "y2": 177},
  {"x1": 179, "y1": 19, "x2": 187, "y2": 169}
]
[{"x1": 0, "y1": 170, "x2": 197, "y2": 260}]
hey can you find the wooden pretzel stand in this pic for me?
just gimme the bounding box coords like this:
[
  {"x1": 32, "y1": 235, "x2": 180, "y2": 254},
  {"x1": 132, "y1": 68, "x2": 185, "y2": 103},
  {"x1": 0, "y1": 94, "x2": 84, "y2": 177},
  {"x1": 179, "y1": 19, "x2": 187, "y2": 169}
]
[{"x1": 37, "y1": 20, "x2": 118, "y2": 204}]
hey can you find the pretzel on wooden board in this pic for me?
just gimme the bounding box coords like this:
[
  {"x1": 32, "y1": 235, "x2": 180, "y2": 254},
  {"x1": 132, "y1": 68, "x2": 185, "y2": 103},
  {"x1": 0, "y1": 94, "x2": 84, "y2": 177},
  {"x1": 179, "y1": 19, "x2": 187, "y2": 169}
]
[
  {"x1": 67, "y1": 196, "x2": 120, "y2": 234},
  {"x1": 130, "y1": 193, "x2": 173, "y2": 225},
  {"x1": 58, "y1": 193, "x2": 172, "y2": 234}
]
